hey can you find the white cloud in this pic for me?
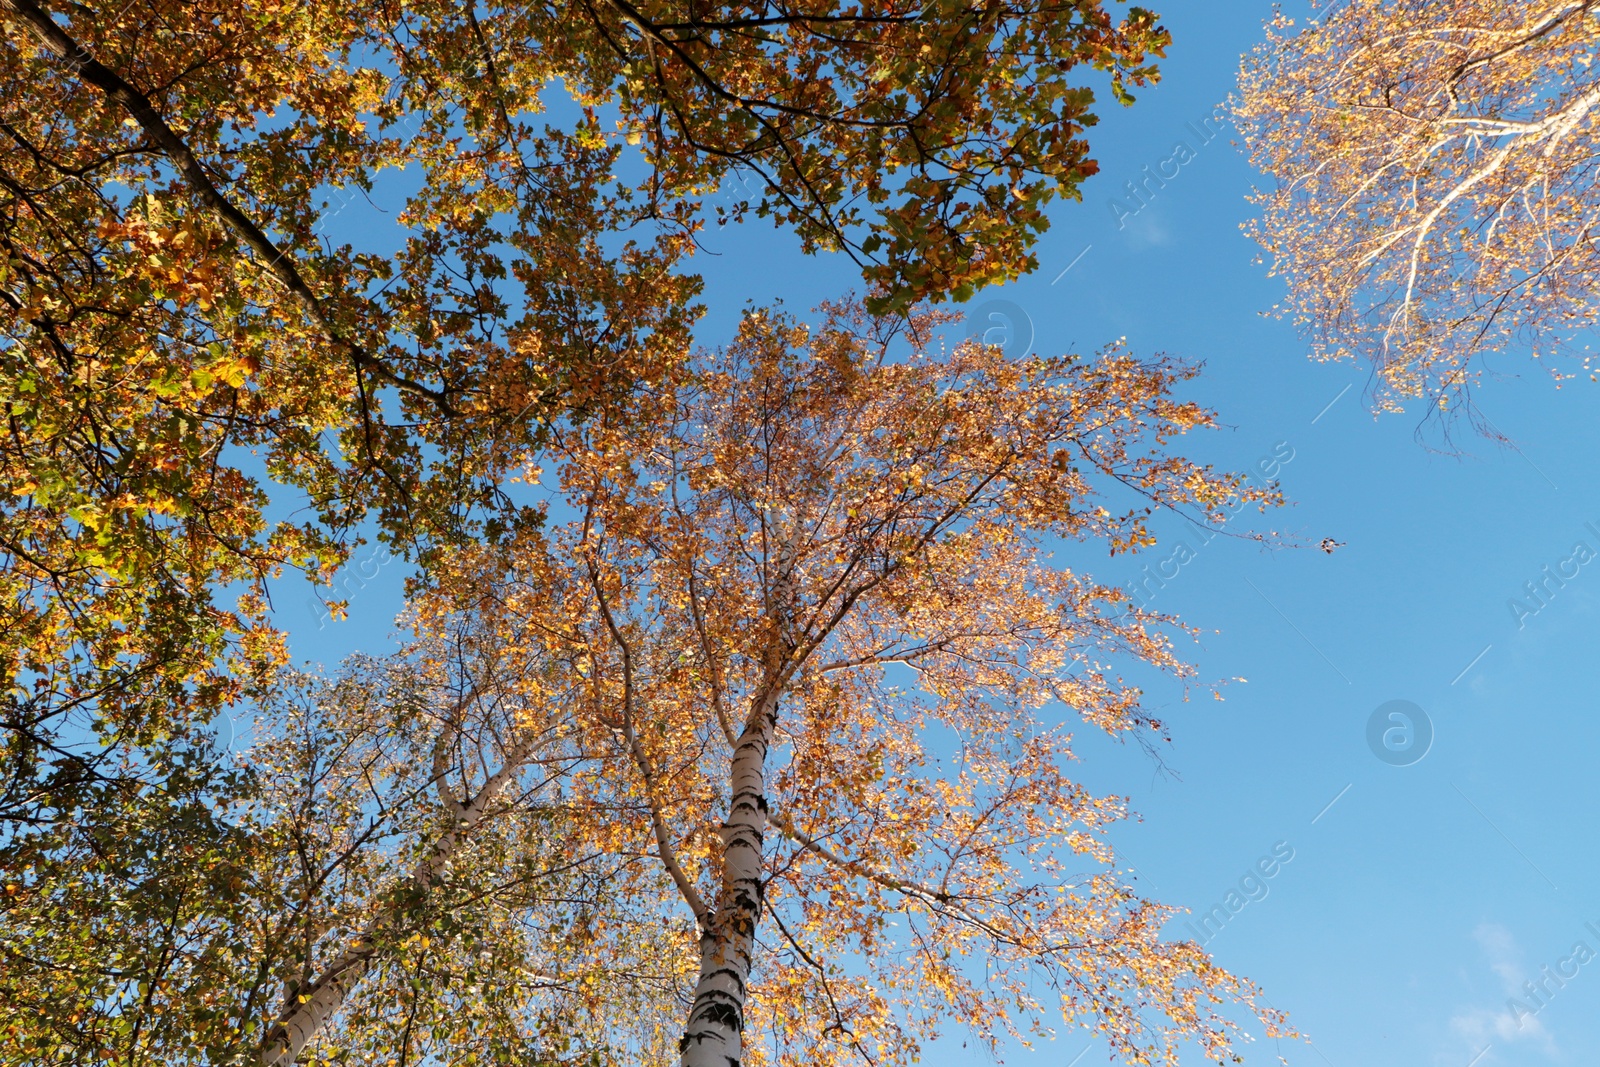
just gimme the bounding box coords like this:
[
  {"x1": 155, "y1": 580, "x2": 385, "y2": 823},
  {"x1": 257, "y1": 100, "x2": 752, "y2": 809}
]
[
  {"x1": 1122, "y1": 209, "x2": 1171, "y2": 249},
  {"x1": 1476, "y1": 923, "x2": 1524, "y2": 990},
  {"x1": 1446, "y1": 924, "x2": 1557, "y2": 1061}
]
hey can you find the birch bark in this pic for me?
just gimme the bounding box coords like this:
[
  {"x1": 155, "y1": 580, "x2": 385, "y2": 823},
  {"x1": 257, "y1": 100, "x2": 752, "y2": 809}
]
[
  {"x1": 258, "y1": 738, "x2": 531, "y2": 1064},
  {"x1": 678, "y1": 689, "x2": 779, "y2": 1067}
]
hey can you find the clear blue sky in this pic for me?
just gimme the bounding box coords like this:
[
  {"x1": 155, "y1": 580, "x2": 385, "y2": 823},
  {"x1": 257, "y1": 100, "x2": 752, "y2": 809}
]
[{"x1": 273, "y1": 3, "x2": 1600, "y2": 1064}]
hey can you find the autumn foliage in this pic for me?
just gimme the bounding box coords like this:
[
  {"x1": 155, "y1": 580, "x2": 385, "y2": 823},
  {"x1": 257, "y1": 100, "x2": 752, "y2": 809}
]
[
  {"x1": 1235, "y1": 0, "x2": 1600, "y2": 413},
  {"x1": 1, "y1": 4, "x2": 1174, "y2": 1050},
  {"x1": 0, "y1": 1, "x2": 1306, "y2": 1062},
  {"x1": 389, "y1": 303, "x2": 1286, "y2": 1067},
  {"x1": 1, "y1": 297, "x2": 1293, "y2": 1064},
  {"x1": 0, "y1": 0, "x2": 1172, "y2": 746}
]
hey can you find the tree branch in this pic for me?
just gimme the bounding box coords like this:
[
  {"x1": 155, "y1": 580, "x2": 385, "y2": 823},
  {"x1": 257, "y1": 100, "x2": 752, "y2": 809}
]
[
  {"x1": 584, "y1": 537, "x2": 711, "y2": 926},
  {"x1": 1, "y1": 0, "x2": 456, "y2": 416}
]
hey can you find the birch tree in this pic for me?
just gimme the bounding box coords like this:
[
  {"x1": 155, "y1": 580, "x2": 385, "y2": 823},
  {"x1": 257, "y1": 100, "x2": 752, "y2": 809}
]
[
  {"x1": 2, "y1": 2, "x2": 1175, "y2": 1053},
  {"x1": 415, "y1": 300, "x2": 1289, "y2": 1067},
  {"x1": 4, "y1": 300, "x2": 1294, "y2": 1064},
  {"x1": 247, "y1": 654, "x2": 668, "y2": 1067},
  {"x1": 1234, "y1": 0, "x2": 1600, "y2": 414},
  {"x1": 1, "y1": 634, "x2": 691, "y2": 1065}
]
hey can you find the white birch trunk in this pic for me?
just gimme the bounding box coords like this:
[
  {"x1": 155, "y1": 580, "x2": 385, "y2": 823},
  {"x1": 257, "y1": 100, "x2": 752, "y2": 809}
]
[
  {"x1": 678, "y1": 690, "x2": 778, "y2": 1067},
  {"x1": 258, "y1": 742, "x2": 529, "y2": 1065}
]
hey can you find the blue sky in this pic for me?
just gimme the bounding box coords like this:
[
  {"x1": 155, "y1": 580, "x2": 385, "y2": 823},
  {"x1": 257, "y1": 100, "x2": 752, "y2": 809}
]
[{"x1": 271, "y1": 2, "x2": 1600, "y2": 1064}]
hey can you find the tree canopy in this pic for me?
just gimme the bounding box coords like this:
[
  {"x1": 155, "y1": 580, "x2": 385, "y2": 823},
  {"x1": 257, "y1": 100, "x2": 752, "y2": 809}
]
[
  {"x1": 1, "y1": 0, "x2": 1172, "y2": 749},
  {"x1": 1234, "y1": 0, "x2": 1600, "y2": 416},
  {"x1": 1, "y1": 0, "x2": 1169, "y2": 1021},
  {"x1": 6, "y1": 302, "x2": 1288, "y2": 1066},
  {"x1": 519, "y1": 303, "x2": 1285, "y2": 1066},
  {"x1": 0, "y1": 2, "x2": 1310, "y2": 1063}
]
